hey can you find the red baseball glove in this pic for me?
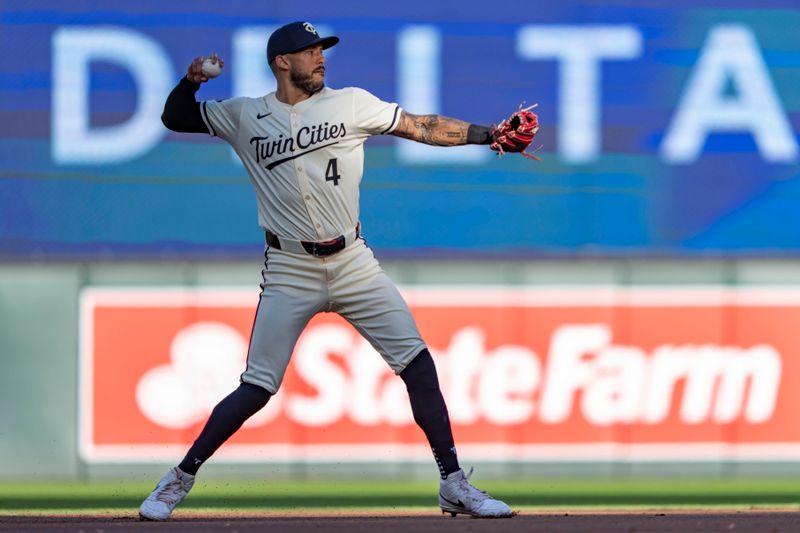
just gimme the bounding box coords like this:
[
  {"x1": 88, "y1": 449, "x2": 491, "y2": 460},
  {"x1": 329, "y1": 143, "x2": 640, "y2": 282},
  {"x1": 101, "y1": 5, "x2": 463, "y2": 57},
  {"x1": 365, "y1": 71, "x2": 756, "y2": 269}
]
[{"x1": 490, "y1": 103, "x2": 541, "y2": 160}]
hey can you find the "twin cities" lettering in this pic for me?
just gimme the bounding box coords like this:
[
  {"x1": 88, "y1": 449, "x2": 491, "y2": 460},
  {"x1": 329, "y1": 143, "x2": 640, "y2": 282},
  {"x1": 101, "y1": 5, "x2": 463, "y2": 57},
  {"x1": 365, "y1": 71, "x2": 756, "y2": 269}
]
[{"x1": 250, "y1": 122, "x2": 346, "y2": 164}]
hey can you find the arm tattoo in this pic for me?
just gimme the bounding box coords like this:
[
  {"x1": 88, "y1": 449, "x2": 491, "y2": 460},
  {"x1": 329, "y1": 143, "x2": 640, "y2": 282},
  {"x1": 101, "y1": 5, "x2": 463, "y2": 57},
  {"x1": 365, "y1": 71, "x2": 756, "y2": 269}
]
[{"x1": 391, "y1": 112, "x2": 470, "y2": 146}]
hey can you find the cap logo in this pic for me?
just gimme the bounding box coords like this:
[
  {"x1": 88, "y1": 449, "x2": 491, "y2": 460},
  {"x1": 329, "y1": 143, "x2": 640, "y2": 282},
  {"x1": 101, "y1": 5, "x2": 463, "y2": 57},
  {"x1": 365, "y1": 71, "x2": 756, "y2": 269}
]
[{"x1": 303, "y1": 22, "x2": 317, "y2": 35}]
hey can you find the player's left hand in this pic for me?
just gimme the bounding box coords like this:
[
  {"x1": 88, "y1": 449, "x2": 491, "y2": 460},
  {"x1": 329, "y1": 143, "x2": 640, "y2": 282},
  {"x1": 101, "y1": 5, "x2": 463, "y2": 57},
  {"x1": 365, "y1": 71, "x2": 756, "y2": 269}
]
[{"x1": 490, "y1": 104, "x2": 541, "y2": 160}]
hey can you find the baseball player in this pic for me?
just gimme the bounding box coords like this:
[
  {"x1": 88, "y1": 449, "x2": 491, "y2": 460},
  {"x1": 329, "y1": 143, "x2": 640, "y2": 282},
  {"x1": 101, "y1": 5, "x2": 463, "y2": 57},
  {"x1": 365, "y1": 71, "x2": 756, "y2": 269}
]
[{"x1": 139, "y1": 21, "x2": 537, "y2": 521}]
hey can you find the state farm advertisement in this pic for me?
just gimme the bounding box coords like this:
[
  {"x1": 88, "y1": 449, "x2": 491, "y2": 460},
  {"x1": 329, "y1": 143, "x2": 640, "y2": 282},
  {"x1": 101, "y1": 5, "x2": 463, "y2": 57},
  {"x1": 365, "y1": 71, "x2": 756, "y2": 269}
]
[{"x1": 79, "y1": 287, "x2": 800, "y2": 463}]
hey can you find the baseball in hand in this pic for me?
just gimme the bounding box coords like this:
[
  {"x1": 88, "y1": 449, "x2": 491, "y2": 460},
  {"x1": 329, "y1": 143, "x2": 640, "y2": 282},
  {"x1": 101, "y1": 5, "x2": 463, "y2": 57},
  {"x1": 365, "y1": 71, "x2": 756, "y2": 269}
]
[{"x1": 201, "y1": 58, "x2": 222, "y2": 78}]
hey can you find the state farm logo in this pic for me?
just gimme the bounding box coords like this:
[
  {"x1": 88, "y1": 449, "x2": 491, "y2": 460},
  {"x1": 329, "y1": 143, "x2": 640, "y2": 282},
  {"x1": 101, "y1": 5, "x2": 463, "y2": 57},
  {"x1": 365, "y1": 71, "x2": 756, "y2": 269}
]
[
  {"x1": 132, "y1": 321, "x2": 781, "y2": 429},
  {"x1": 80, "y1": 287, "x2": 800, "y2": 463},
  {"x1": 135, "y1": 322, "x2": 278, "y2": 428}
]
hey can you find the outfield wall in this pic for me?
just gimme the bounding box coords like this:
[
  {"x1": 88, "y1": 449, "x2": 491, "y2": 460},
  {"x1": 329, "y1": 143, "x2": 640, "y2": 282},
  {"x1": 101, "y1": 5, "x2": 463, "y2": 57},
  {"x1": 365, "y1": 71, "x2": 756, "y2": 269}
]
[
  {"x1": 3, "y1": 259, "x2": 800, "y2": 481},
  {"x1": 3, "y1": 1, "x2": 800, "y2": 482}
]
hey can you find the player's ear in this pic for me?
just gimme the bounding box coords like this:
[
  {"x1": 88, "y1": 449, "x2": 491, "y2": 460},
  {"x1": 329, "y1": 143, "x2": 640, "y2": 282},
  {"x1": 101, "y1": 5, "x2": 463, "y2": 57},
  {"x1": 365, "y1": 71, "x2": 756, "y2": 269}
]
[{"x1": 274, "y1": 55, "x2": 290, "y2": 72}]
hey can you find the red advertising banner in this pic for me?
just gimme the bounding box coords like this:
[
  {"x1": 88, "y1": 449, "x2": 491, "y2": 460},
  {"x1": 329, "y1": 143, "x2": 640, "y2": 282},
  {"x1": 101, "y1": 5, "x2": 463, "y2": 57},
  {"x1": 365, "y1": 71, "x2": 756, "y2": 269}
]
[{"x1": 79, "y1": 287, "x2": 800, "y2": 463}]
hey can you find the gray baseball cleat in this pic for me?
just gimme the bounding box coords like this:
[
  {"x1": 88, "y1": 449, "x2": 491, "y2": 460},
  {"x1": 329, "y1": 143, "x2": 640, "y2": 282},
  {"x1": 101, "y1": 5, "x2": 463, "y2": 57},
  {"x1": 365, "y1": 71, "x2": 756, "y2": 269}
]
[
  {"x1": 139, "y1": 466, "x2": 195, "y2": 521},
  {"x1": 439, "y1": 467, "x2": 515, "y2": 518}
]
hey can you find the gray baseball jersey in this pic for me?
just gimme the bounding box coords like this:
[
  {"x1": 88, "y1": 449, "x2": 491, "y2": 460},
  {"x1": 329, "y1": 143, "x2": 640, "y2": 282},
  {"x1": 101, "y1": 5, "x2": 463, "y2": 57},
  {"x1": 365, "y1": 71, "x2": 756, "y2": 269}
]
[{"x1": 201, "y1": 86, "x2": 401, "y2": 241}]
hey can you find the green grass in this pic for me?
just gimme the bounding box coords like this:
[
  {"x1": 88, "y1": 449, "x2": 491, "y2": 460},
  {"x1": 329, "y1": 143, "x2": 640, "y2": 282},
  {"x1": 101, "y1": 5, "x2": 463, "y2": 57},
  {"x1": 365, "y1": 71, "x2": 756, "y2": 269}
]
[{"x1": 0, "y1": 479, "x2": 798, "y2": 514}]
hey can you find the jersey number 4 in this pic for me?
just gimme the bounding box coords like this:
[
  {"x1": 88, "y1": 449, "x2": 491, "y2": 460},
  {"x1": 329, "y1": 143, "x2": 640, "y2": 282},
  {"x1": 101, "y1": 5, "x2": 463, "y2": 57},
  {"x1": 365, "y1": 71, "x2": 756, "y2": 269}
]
[{"x1": 325, "y1": 158, "x2": 341, "y2": 186}]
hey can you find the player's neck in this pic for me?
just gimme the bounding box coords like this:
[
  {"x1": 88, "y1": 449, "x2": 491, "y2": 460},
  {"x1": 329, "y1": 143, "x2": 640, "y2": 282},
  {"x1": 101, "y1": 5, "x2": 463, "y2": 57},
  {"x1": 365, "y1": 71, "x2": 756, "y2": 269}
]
[{"x1": 275, "y1": 82, "x2": 315, "y2": 106}]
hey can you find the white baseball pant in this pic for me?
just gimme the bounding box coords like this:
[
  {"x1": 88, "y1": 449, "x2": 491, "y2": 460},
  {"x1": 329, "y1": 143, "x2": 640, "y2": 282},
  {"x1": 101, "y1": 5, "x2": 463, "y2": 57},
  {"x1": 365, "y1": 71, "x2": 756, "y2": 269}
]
[{"x1": 241, "y1": 238, "x2": 427, "y2": 393}]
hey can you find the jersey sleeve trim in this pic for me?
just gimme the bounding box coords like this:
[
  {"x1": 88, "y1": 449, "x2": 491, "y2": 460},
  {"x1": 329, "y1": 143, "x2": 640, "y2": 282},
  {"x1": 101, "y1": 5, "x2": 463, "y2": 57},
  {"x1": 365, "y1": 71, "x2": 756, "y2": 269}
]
[
  {"x1": 380, "y1": 105, "x2": 401, "y2": 135},
  {"x1": 200, "y1": 101, "x2": 217, "y2": 137}
]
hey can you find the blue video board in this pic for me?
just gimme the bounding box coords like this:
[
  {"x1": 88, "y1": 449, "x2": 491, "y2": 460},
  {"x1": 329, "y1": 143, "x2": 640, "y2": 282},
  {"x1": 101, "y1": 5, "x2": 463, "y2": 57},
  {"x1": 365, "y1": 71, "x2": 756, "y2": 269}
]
[{"x1": 1, "y1": 1, "x2": 799, "y2": 258}]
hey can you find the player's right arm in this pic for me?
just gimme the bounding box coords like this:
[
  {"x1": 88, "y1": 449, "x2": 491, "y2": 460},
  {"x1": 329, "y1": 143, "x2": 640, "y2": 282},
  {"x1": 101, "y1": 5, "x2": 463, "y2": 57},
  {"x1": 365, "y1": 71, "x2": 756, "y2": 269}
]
[{"x1": 161, "y1": 55, "x2": 224, "y2": 134}]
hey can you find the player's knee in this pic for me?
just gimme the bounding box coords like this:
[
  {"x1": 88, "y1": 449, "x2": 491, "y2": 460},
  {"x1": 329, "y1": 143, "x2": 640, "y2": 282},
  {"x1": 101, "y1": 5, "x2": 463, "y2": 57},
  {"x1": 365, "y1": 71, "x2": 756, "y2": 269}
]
[
  {"x1": 239, "y1": 382, "x2": 272, "y2": 409},
  {"x1": 399, "y1": 349, "x2": 441, "y2": 392}
]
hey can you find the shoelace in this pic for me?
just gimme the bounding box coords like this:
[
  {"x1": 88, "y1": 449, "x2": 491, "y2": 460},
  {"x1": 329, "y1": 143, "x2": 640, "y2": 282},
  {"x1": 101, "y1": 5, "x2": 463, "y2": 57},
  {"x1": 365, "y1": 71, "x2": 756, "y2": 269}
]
[
  {"x1": 459, "y1": 467, "x2": 490, "y2": 502},
  {"x1": 154, "y1": 477, "x2": 186, "y2": 506}
]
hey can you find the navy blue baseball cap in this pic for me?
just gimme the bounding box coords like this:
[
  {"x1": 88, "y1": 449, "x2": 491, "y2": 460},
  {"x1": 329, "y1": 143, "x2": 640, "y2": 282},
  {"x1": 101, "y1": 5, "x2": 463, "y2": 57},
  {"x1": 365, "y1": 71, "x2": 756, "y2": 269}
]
[{"x1": 267, "y1": 22, "x2": 339, "y2": 64}]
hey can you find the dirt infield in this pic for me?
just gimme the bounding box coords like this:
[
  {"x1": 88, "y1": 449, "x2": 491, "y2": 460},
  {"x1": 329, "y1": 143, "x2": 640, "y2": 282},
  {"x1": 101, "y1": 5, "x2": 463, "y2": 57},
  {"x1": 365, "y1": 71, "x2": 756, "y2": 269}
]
[{"x1": 1, "y1": 511, "x2": 798, "y2": 533}]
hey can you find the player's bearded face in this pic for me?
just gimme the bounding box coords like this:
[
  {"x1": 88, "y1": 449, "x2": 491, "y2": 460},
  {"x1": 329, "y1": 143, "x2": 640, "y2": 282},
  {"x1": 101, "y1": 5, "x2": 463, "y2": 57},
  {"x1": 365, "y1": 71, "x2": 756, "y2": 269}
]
[
  {"x1": 290, "y1": 63, "x2": 325, "y2": 95},
  {"x1": 288, "y1": 47, "x2": 326, "y2": 95}
]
